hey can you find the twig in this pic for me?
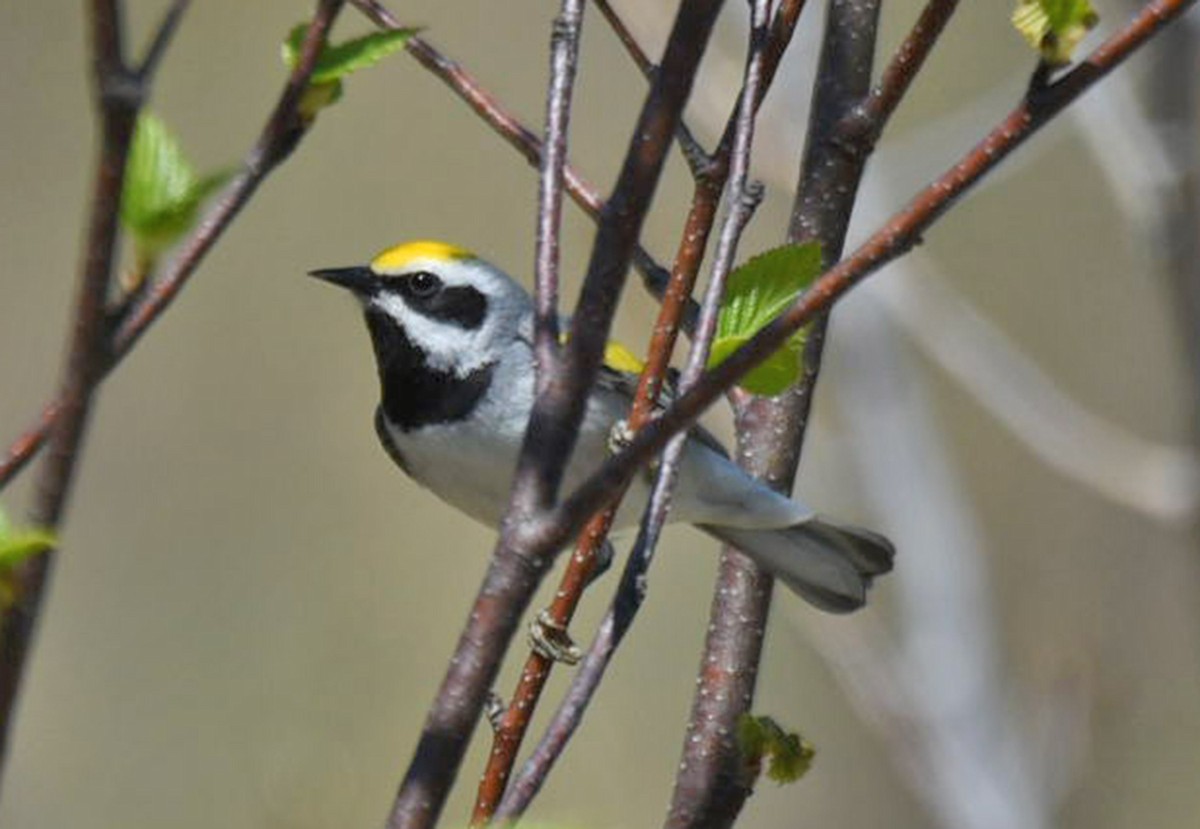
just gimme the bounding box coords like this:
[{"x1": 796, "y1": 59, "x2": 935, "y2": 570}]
[
  {"x1": 855, "y1": 0, "x2": 959, "y2": 136},
  {"x1": 497, "y1": 0, "x2": 781, "y2": 816},
  {"x1": 551, "y1": 0, "x2": 1194, "y2": 563},
  {"x1": 470, "y1": 2, "x2": 586, "y2": 823},
  {"x1": 0, "y1": 0, "x2": 143, "y2": 782},
  {"x1": 0, "y1": 1, "x2": 349, "y2": 491},
  {"x1": 668, "y1": 0, "x2": 884, "y2": 824},
  {"x1": 592, "y1": 0, "x2": 711, "y2": 174},
  {"x1": 136, "y1": 0, "x2": 191, "y2": 80},
  {"x1": 384, "y1": 5, "x2": 726, "y2": 828},
  {"x1": 0, "y1": 0, "x2": 344, "y2": 782},
  {"x1": 484, "y1": 0, "x2": 800, "y2": 815},
  {"x1": 349, "y1": 0, "x2": 679, "y2": 312},
  {"x1": 531, "y1": 0, "x2": 585, "y2": 398},
  {"x1": 0, "y1": 0, "x2": 693, "y2": 496}
]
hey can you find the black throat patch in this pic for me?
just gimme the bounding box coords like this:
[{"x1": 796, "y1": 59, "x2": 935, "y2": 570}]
[{"x1": 364, "y1": 310, "x2": 494, "y2": 431}]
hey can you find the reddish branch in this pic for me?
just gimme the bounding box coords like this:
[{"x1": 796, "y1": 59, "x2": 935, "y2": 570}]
[
  {"x1": 552, "y1": 0, "x2": 1197, "y2": 564},
  {"x1": 385, "y1": 5, "x2": 726, "y2": 828},
  {"x1": 0, "y1": 0, "x2": 345, "y2": 782},
  {"x1": 495, "y1": 2, "x2": 807, "y2": 819},
  {"x1": 0, "y1": 0, "x2": 171, "y2": 779}
]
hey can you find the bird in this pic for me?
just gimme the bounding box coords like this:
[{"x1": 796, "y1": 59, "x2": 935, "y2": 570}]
[{"x1": 309, "y1": 240, "x2": 893, "y2": 613}]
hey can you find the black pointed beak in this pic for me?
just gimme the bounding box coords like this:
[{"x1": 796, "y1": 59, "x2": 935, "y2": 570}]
[{"x1": 308, "y1": 265, "x2": 378, "y2": 295}]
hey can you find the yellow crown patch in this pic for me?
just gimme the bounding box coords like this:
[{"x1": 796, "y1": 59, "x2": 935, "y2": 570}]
[{"x1": 371, "y1": 240, "x2": 474, "y2": 273}]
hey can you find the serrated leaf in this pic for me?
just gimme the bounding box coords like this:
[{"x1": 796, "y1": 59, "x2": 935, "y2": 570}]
[
  {"x1": 708, "y1": 243, "x2": 822, "y2": 395},
  {"x1": 708, "y1": 336, "x2": 803, "y2": 396},
  {"x1": 1012, "y1": 0, "x2": 1099, "y2": 66},
  {"x1": 282, "y1": 24, "x2": 419, "y2": 85},
  {"x1": 737, "y1": 714, "x2": 815, "y2": 785},
  {"x1": 121, "y1": 114, "x2": 229, "y2": 261}
]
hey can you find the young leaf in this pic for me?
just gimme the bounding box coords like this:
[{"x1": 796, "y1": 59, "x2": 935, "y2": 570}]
[
  {"x1": 282, "y1": 24, "x2": 419, "y2": 85},
  {"x1": 737, "y1": 714, "x2": 815, "y2": 785},
  {"x1": 708, "y1": 243, "x2": 822, "y2": 396},
  {"x1": 0, "y1": 506, "x2": 55, "y2": 572},
  {"x1": 1012, "y1": 0, "x2": 1099, "y2": 66},
  {"x1": 121, "y1": 113, "x2": 230, "y2": 264}
]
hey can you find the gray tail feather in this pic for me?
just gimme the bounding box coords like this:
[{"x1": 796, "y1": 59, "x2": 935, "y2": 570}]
[{"x1": 700, "y1": 519, "x2": 894, "y2": 614}]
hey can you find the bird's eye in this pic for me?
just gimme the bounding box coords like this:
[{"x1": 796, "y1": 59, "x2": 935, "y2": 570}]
[{"x1": 407, "y1": 271, "x2": 442, "y2": 298}]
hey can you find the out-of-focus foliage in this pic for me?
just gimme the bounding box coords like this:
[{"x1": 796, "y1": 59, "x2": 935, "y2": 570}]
[{"x1": 1012, "y1": 0, "x2": 1099, "y2": 65}]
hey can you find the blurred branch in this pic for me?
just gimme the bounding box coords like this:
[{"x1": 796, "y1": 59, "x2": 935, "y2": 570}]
[
  {"x1": 551, "y1": 0, "x2": 1197, "y2": 555},
  {"x1": 135, "y1": 0, "x2": 191, "y2": 81},
  {"x1": 823, "y1": 294, "x2": 1057, "y2": 829},
  {"x1": 384, "y1": 5, "x2": 725, "y2": 828},
  {"x1": 0, "y1": 0, "x2": 345, "y2": 782},
  {"x1": 0, "y1": 0, "x2": 148, "y2": 782},
  {"x1": 875, "y1": 261, "x2": 1200, "y2": 522}
]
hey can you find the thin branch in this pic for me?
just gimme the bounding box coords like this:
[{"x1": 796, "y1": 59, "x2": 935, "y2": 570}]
[
  {"x1": 857, "y1": 0, "x2": 959, "y2": 133},
  {"x1": 136, "y1": 0, "x2": 191, "y2": 80},
  {"x1": 668, "y1": 0, "x2": 883, "y2": 824},
  {"x1": 0, "y1": 404, "x2": 60, "y2": 491},
  {"x1": 0, "y1": 0, "x2": 348, "y2": 493},
  {"x1": 384, "y1": 5, "x2": 726, "y2": 828},
  {"x1": 0, "y1": 0, "x2": 344, "y2": 782},
  {"x1": 0, "y1": 0, "x2": 139, "y2": 782},
  {"x1": 510, "y1": 0, "x2": 723, "y2": 530},
  {"x1": 470, "y1": 2, "x2": 586, "y2": 823},
  {"x1": 551, "y1": 0, "x2": 1196, "y2": 577},
  {"x1": 350, "y1": 0, "x2": 683, "y2": 315},
  {"x1": 592, "y1": 0, "x2": 711, "y2": 173},
  {"x1": 0, "y1": 0, "x2": 685, "y2": 495},
  {"x1": 532, "y1": 0, "x2": 585, "y2": 401},
  {"x1": 498, "y1": 0, "x2": 778, "y2": 814}
]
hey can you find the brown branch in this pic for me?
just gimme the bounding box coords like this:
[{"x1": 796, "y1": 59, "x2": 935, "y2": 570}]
[
  {"x1": 384, "y1": 5, "x2": 726, "y2": 828},
  {"x1": 591, "y1": 0, "x2": 711, "y2": 173},
  {"x1": 0, "y1": 0, "x2": 345, "y2": 782},
  {"x1": 0, "y1": 1, "x2": 349, "y2": 491},
  {"x1": 470, "y1": 2, "x2": 587, "y2": 823},
  {"x1": 551, "y1": 0, "x2": 1196, "y2": 573},
  {"x1": 860, "y1": 0, "x2": 959, "y2": 129},
  {"x1": 497, "y1": 1, "x2": 802, "y2": 818},
  {"x1": 0, "y1": 0, "x2": 141, "y2": 782},
  {"x1": 352, "y1": 0, "x2": 682, "y2": 313},
  {"x1": 135, "y1": 0, "x2": 191, "y2": 80},
  {"x1": 667, "y1": 0, "x2": 882, "y2": 824},
  {"x1": 475, "y1": 0, "x2": 784, "y2": 811}
]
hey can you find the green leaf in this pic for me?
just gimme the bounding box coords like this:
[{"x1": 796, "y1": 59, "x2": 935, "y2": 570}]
[
  {"x1": 708, "y1": 243, "x2": 822, "y2": 396},
  {"x1": 737, "y1": 714, "x2": 815, "y2": 785},
  {"x1": 282, "y1": 24, "x2": 419, "y2": 85},
  {"x1": 1012, "y1": 0, "x2": 1099, "y2": 66},
  {"x1": 121, "y1": 113, "x2": 230, "y2": 262},
  {"x1": 0, "y1": 507, "x2": 55, "y2": 572}
]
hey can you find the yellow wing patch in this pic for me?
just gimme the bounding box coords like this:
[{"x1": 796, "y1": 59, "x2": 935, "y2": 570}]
[
  {"x1": 559, "y1": 331, "x2": 645, "y2": 374},
  {"x1": 371, "y1": 240, "x2": 474, "y2": 273},
  {"x1": 603, "y1": 340, "x2": 645, "y2": 374}
]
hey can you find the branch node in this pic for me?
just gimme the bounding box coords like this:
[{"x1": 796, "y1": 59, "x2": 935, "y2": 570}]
[{"x1": 528, "y1": 610, "x2": 581, "y2": 665}]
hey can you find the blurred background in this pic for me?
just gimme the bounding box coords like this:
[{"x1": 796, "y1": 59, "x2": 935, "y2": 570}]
[{"x1": 1, "y1": 1, "x2": 1198, "y2": 827}]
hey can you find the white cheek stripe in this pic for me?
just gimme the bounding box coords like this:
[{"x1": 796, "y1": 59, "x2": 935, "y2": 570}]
[{"x1": 370, "y1": 293, "x2": 494, "y2": 376}]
